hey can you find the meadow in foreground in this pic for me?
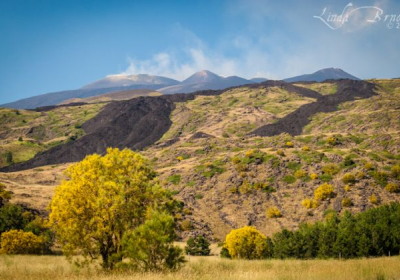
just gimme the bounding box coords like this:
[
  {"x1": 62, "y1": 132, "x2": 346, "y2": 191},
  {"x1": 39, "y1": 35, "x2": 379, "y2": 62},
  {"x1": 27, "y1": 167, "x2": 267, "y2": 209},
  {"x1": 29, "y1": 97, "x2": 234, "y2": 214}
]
[{"x1": 1, "y1": 255, "x2": 399, "y2": 280}]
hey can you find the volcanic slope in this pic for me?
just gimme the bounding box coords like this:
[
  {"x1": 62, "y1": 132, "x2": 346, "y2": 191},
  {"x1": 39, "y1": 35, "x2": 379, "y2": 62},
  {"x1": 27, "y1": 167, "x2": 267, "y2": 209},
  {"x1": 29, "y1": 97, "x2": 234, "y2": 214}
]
[{"x1": 1, "y1": 79, "x2": 400, "y2": 241}]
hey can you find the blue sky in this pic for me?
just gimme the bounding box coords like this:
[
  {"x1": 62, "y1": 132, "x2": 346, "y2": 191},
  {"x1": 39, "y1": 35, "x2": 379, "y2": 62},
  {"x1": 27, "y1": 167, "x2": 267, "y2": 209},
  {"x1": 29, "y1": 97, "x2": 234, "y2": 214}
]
[{"x1": 0, "y1": 0, "x2": 399, "y2": 104}]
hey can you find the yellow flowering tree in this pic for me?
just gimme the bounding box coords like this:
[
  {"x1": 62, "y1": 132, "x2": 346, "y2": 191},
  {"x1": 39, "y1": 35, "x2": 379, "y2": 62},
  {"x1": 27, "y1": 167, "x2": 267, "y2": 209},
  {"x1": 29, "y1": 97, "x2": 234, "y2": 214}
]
[{"x1": 49, "y1": 148, "x2": 172, "y2": 269}]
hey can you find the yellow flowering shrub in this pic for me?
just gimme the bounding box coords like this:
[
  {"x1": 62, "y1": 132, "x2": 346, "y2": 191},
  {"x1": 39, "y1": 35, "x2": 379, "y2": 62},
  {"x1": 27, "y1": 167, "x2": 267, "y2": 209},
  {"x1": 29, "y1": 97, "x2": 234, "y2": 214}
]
[
  {"x1": 314, "y1": 183, "x2": 335, "y2": 200},
  {"x1": 302, "y1": 198, "x2": 319, "y2": 209},
  {"x1": 285, "y1": 142, "x2": 294, "y2": 148},
  {"x1": 310, "y1": 173, "x2": 318, "y2": 180},
  {"x1": 369, "y1": 194, "x2": 379, "y2": 204},
  {"x1": 176, "y1": 156, "x2": 184, "y2": 161},
  {"x1": 245, "y1": 150, "x2": 255, "y2": 158},
  {"x1": 0, "y1": 230, "x2": 45, "y2": 254},
  {"x1": 294, "y1": 169, "x2": 307, "y2": 179},
  {"x1": 266, "y1": 206, "x2": 282, "y2": 218},
  {"x1": 224, "y1": 226, "x2": 267, "y2": 259}
]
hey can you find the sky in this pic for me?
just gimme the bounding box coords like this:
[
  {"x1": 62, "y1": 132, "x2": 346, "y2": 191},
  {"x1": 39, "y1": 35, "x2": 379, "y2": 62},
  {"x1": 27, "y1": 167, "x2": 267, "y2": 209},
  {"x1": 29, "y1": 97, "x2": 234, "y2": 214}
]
[{"x1": 0, "y1": 0, "x2": 399, "y2": 104}]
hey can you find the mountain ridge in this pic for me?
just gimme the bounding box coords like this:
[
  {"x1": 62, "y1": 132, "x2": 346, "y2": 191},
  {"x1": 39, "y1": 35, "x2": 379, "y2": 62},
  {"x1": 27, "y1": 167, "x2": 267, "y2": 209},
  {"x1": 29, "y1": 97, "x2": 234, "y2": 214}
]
[
  {"x1": 284, "y1": 68, "x2": 360, "y2": 83},
  {"x1": 1, "y1": 68, "x2": 359, "y2": 109}
]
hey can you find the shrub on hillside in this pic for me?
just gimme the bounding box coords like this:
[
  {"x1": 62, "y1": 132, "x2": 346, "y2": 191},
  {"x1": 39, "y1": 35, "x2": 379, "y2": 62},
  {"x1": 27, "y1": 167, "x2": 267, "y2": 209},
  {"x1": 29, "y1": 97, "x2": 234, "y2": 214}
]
[
  {"x1": 371, "y1": 171, "x2": 389, "y2": 187},
  {"x1": 343, "y1": 155, "x2": 355, "y2": 167},
  {"x1": 310, "y1": 173, "x2": 318, "y2": 180},
  {"x1": 0, "y1": 229, "x2": 45, "y2": 254},
  {"x1": 342, "y1": 173, "x2": 356, "y2": 185},
  {"x1": 364, "y1": 162, "x2": 375, "y2": 170},
  {"x1": 224, "y1": 226, "x2": 268, "y2": 259},
  {"x1": 356, "y1": 171, "x2": 365, "y2": 180},
  {"x1": 302, "y1": 146, "x2": 310, "y2": 151},
  {"x1": 294, "y1": 169, "x2": 307, "y2": 179},
  {"x1": 391, "y1": 165, "x2": 400, "y2": 179},
  {"x1": 0, "y1": 183, "x2": 11, "y2": 207},
  {"x1": 302, "y1": 199, "x2": 319, "y2": 209},
  {"x1": 276, "y1": 150, "x2": 285, "y2": 157},
  {"x1": 326, "y1": 136, "x2": 339, "y2": 146},
  {"x1": 314, "y1": 183, "x2": 335, "y2": 201},
  {"x1": 283, "y1": 175, "x2": 296, "y2": 184},
  {"x1": 341, "y1": 198, "x2": 353, "y2": 207},
  {"x1": 181, "y1": 220, "x2": 193, "y2": 231},
  {"x1": 266, "y1": 207, "x2": 282, "y2": 218},
  {"x1": 285, "y1": 142, "x2": 294, "y2": 148},
  {"x1": 185, "y1": 235, "x2": 211, "y2": 256},
  {"x1": 369, "y1": 194, "x2": 379, "y2": 204},
  {"x1": 322, "y1": 164, "x2": 340, "y2": 175},
  {"x1": 385, "y1": 183, "x2": 399, "y2": 193}
]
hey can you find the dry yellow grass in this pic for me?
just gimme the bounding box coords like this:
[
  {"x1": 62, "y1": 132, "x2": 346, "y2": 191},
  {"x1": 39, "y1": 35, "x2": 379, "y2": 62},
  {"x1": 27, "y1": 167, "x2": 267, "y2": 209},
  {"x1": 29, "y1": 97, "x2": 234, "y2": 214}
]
[{"x1": 0, "y1": 255, "x2": 399, "y2": 280}]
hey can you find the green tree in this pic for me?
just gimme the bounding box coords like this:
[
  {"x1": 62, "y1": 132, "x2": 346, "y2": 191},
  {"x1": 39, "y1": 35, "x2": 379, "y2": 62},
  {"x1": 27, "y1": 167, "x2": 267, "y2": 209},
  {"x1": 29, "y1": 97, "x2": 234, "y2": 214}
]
[
  {"x1": 185, "y1": 235, "x2": 211, "y2": 256},
  {"x1": 0, "y1": 183, "x2": 12, "y2": 207},
  {"x1": 0, "y1": 204, "x2": 26, "y2": 235},
  {"x1": 334, "y1": 211, "x2": 357, "y2": 258},
  {"x1": 49, "y1": 148, "x2": 175, "y2": 269},
  {"x1": 122, "y1": 211, "x2": 185, "y2": 271},
  {"x1": 4, "y1": 152, "x2": 13, "y2": 164}
]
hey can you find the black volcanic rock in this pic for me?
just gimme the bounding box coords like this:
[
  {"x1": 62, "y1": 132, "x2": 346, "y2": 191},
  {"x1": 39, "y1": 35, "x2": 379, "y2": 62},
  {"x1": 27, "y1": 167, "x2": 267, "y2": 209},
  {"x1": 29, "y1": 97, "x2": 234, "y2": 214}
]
[{"x1": 0, "y1": 96, "x2": 180, "y2": 172}]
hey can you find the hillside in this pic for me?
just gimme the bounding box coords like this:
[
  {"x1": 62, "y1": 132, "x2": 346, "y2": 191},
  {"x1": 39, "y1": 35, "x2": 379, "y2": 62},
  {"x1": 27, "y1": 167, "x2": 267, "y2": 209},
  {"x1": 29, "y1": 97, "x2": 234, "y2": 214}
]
[
  {"x1": 0, "y1": 79, "x2": 399, "y2": 241},
  {"x1": 58, "y1": 89, "x2": 161, "y2": 105}
]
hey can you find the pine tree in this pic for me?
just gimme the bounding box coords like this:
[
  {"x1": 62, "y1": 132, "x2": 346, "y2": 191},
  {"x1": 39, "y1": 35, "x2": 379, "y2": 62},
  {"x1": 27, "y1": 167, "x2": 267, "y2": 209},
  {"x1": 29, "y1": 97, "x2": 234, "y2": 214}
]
[{"x1": 185, "y1": 235, "x2": 211, "y2": 256}]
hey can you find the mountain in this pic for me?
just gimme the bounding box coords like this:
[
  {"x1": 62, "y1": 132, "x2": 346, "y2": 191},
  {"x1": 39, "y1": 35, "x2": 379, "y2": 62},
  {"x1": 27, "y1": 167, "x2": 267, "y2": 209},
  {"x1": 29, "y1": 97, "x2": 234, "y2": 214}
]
[
  {"x1": 250, "y1": 77, "x2": 268, "y2": 83},
  {"x1": 59, "y1": 89, "x2": 162, "y2": 105},
  {"x1": 2, "y1": 78, "x2": 400, "y2": 241},
  {"x1": 0, "y1": 84, "x2": 171, "y2": 110},
  {"x1": 284, "y1": 68, "x2": 360, "y2": 83},
  {"x1": 0, "y1": 71, "x2": 251, "y2": 109},
  {"x1": 157, "y1": 70, "x2": 255, "y2": 94},
  {"x1": 81, "y1": 74, "x2": 179, "y2": 89},
  {"x1": 0, "y1": 75, "x2": 177, "y2": 110},
  {"x1": 181, "y1": 70, "x2": 222, "y2": 84}
]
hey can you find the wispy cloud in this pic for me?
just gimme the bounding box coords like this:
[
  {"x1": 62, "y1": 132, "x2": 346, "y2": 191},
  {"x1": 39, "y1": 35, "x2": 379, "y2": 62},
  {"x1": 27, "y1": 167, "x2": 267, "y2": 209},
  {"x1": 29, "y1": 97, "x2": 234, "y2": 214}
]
[{"x1": 117, "y1": 0, "x2": 400, "y2": 80}]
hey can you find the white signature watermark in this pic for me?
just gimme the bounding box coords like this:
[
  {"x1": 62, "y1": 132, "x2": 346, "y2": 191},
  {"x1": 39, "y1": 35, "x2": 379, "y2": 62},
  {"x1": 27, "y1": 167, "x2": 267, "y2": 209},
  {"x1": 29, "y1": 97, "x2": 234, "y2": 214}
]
[{"x1": 314, "y1": 3, "x2": 400, "y2": 30}]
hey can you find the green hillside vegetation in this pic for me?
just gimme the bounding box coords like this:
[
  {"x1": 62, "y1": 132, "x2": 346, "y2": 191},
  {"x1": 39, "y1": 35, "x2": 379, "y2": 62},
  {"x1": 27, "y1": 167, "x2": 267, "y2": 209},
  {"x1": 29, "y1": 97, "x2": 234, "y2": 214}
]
[
  {"x1": 161, "y1": 86, "x2": 316, "y2": 140},
  {"x1": 293, "y1": 82, "x2": 337, "y2": 95},
  {"x1": 0, "y1": 103, "x2": 104, "y2": 167},
  {"x1": 142, "y1": 79, "x2": 400, "y2": 240}
]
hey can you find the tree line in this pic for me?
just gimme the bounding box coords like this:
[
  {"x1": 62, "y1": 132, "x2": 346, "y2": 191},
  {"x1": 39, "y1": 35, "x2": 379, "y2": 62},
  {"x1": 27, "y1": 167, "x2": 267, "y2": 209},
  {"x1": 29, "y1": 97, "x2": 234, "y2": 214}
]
[{"x1": 222, "y1": 203, "x2": 400, "y2": 259}]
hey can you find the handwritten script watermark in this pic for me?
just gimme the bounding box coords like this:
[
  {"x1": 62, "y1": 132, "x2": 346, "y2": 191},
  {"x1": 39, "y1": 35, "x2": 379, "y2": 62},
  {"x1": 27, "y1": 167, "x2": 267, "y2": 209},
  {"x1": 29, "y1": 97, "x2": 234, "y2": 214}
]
[{"x1": 314, "y1": 3, "x2": 400, "y2": 30}]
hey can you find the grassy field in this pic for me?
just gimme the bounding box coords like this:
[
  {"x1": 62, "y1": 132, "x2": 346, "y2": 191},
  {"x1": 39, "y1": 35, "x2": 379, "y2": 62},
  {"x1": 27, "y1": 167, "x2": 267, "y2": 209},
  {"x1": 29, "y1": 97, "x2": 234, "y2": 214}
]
[{"x1": 0, "y1": 255, "x2": 399, "y2": 280}]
